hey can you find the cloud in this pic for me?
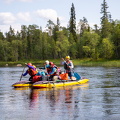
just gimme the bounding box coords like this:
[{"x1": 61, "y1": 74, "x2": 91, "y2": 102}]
[
  {"x1": 4, "y1": 0, "x2": 33, "y2": 3},
  {"x1": 0, "y1": 9, "x2": 66, "y2": 33},
  {"x1": 17, "y1": 12, "x2": 31, "y2": 22},
  {"x1": 0, "y1": 24, "x2": 21, "y2": 33},
  {"x1": 0, "y1": 12, "x2": 32, "y2": 33},
  {"x1": 36, "y1": 9, "x2": 58, "y2": 21},
  {"x1": 0, "y1": 12, "x2": 16, "y2": 24}
]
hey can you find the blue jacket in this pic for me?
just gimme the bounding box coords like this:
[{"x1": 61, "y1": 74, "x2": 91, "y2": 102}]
[{"x1": 49, "y1": 67, "x2": 57, "y2": 75}]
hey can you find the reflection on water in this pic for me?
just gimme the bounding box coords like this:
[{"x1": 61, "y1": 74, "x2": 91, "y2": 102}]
[
  {"x1": 29, "y1": 89, "x2": 40, "y2": 109},
  {"x1": 27, "y1": 84, "x2": 89, "y2": 109},
  {"x1": 0, "y1": 67, "x2": 120, "y2": 120}
]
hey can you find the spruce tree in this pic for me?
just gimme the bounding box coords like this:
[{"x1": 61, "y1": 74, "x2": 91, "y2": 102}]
[
  {"x1": 100, "y1": 0, "x2": 111, "y2": 38},
  {"x1": 69, "y1": 3, "x2": 77, "y2": 42}
]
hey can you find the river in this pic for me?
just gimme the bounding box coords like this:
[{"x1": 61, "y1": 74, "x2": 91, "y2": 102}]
[{"x1": 0, "y1": 66, "x2": 120, "y2": 120}]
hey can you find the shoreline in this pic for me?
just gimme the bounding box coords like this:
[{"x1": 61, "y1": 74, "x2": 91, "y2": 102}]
[{"x1": 0, "y1": 59, "x2": 120, "y2": 67}]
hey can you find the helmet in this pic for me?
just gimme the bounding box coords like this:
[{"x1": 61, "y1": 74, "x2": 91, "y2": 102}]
[
  {"x1": 66, "y1": 56, "x2": 70, "y2": 59},
  {"x1": 45, "y1": 60, "x2": 49, "y2": 64},
  {"x1": 49, "y1": 62, "x2": 55, "y2": 67},
  {"x1": 27, "y1": 63, "x2": 32, "y2": 66},
  {"x1": 49, "y1": 62, "x2": 54, "y2": 65}
]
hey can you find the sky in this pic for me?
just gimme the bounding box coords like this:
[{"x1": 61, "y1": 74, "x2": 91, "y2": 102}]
[{"x1": 0, "y1": 0, "x2": 120, "y2": 33}]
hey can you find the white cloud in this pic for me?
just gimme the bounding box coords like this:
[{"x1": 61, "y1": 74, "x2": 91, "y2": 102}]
[
  {"x1": 17, "y1": 12, "x2": 31, "y2": 22},
  {"x1": 35, "y1": 9, "x2": 66, "y2": 26},
  {"x1": 0, "y1": 12, "x2": 32, "y2": 33},
  {"x1": 0, "y1": 12, "x2": 16, "y2": 24},
  {"x1": 0, "y1": 24, "x2": 21, "y2": 33},
  {"x1": 4, "y1": 0, "x2": 33, "y2": 3},
  {"x1": 36, "y1": 9, "x2": 58, "y2": 21},
  {"x1": 0, "y1": 9, "x2": 67, "y2": 33}
]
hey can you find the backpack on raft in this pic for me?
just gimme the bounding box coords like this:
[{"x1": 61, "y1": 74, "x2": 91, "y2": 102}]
[{"x1": 59, "y1": 73, "x2": 68, "y2": 80}]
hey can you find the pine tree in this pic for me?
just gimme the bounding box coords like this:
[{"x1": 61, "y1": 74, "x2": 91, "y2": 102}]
[
  {"x1": 53, "y1": 17, "x2": 60, "y2": 42},
  {"x1": 69, "y1": 3, "x2": 77, "y2": 42},
  {"x1": 100, "y1": 0, "x2": 111, "y2": 38}
]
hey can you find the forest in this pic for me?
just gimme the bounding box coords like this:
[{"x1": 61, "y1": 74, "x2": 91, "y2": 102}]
[{"x1": 0, "y1": 0, "x2": 120, "y2": 62}]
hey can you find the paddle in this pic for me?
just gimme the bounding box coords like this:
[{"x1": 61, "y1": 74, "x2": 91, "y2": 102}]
[
  {"x1": 73, "y1": 72, "x2": 81, "y2": 80},
  {"x1": 20, "y1": 65, "x2": 26, "y2": 81}
]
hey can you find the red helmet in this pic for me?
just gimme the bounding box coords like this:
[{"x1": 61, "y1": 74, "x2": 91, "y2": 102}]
[
  {"x1": 49, "y1": 62, "x2": 54, "y2": 65},
  {"x1": 49, "y1": 62, "x2": 55, "y2": 67},
  {"x1": 27, "y1": 63, "x2": 32, "y2": 66}
]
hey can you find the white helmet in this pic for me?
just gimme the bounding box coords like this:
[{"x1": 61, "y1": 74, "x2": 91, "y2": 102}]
[{"x1": 45, "y1": 60, "x2": 49, "y2": 64}]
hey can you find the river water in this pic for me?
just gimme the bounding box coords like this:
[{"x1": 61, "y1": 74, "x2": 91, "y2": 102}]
[{"x1": 0, "y1": 66, "x2": 120, "y2": 120}]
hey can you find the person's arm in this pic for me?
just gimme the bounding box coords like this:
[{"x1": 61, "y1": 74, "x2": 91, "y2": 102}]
[
  {"x1": 27, "y1": 65, "x2": 35, "y2": 70},
  {"x1": 49, "y1": 68, "x2": 56, "y2": 75},
  {"x1": 70, "y1": 61, "x2": 74, "y2": 68},
  {"x1": 22, "y1": 70, "x2": 28, "y2": 76},
  {"x1": 61, "y1": 58, "x2": 66, "y2": 65},
  {"x1": 67, "y1": 61, "x2": 74, "y2": 69}
]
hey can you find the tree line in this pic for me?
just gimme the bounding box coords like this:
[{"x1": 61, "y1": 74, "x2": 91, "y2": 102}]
[{"x1": 0, "y1": 0, "x2": 120, "y2": 62}]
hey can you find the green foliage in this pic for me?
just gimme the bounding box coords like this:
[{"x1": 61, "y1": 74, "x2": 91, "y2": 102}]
[
  {"x1": 69, "y1": 3, "x2": 77, "y2": 42},
  {"x1": 111, "y1": 20, "x2": 120, "y2": 58},
  {"x1": 0, "y1": 40, "x2": 4, "y2": 60},
  {"x1": 0, "y1": 2, "x2": 120, "y2": 62},
  {"x1": 80, "y1": 32, "x2": 100, "y2": 59},
  {"x1": 83, "y1": 46, "x2": 91, "y2": 57},
  {"x1": 79, "y1": 17, "x2": 89, "y2": 36},
  {"x1": 100, "y1": 0, "x2": 112, "y2": 38},
  {"x1": 42, "y1": 32, "x2": 51, "y2": 59},
  {"x1": 101, "y1": 38, "x2": 114, "y2": 59},
  {"x1": 55, "y1": 31, "x2": 70, "y2": 58}
]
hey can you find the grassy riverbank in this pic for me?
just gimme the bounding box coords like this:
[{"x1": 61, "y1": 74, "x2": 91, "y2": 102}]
[
  {"x1": 73, "y1": 59, "x2": 120, "y2": 67},
  {"x1": 0, "y1": 59, "x2": 120, "y2": 67}
]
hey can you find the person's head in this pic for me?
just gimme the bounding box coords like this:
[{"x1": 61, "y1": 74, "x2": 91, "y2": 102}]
[
  {"x1": 26, "y1": 63, "x2": 32, "y2": 68},
  {"x1": 49, "y1": 62, "x2": 54, "y2": 67},
  {"x1": 45, "y1": 60, "x2": 49, "y2": 65},
  {"x1": 27, "y1": 63, "x2": 32, "y2": 66},
  {"x1": 65, "y1": 56, "x2": 70, "y2": 61}
]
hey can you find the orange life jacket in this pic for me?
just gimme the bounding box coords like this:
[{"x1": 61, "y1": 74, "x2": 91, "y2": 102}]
[{"x1": 28, "y1": 68, "x2": 37, "y2": 76}]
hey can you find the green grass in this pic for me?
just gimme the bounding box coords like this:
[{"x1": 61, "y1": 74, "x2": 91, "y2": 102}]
[
  {"x1": 73, "y1": 59, "x2": 120, "y2": 67},
  {"x1": 0, "y1": 59, "x2": 120, "y2": 67}
]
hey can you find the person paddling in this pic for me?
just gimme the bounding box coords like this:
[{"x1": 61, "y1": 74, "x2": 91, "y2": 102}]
[
  {"x1": 61, "y1": 56, "x2": 74, "y2": 80},
  {"x1": 22, "y1": 63, "x2": 42, "y2": 82},
  {"x1": 47, "y1": 62, "x2": 59, "y2": 81}
]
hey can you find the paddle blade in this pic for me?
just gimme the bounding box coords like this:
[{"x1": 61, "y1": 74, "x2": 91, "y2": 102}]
[{"x1": 74, "y1": 72, "x2": 81, "y2": 80}]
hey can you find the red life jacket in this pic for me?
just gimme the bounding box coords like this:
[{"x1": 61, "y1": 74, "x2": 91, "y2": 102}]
[
  {"x1": 32, "y1": 76, "x2": 41, "y2": 82},
  {"x1": 47, "y1": 67, "x2": 51, "y2": 74},
  {"x1": 28, "y1": 68, "x2": 37, "y2": 76}
]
